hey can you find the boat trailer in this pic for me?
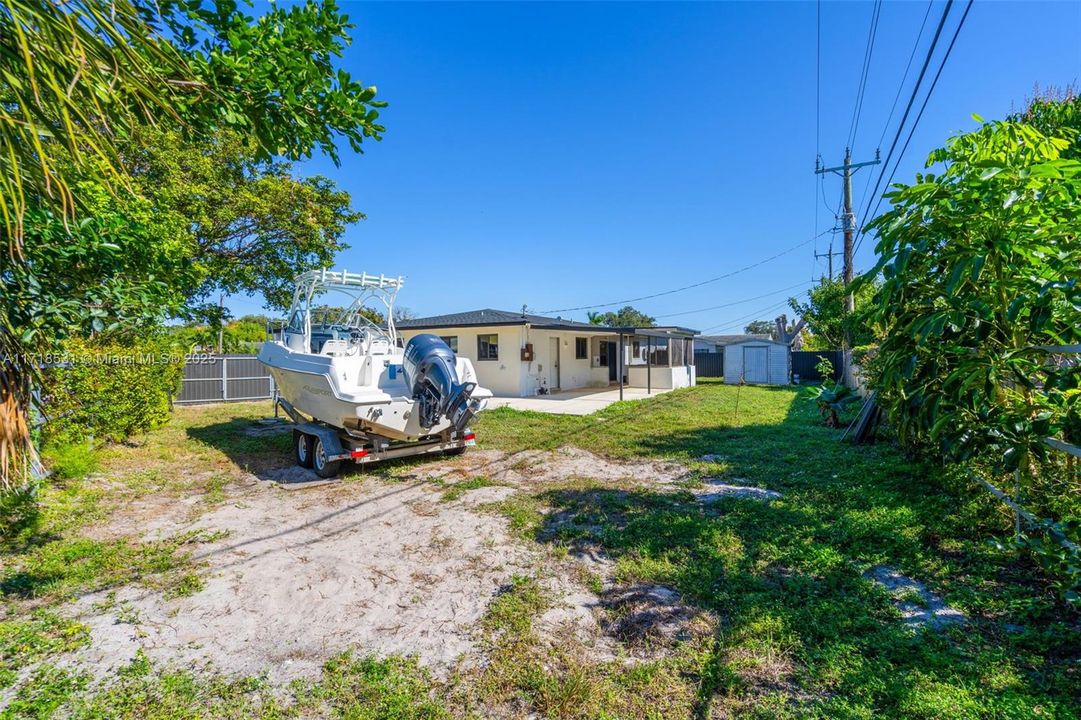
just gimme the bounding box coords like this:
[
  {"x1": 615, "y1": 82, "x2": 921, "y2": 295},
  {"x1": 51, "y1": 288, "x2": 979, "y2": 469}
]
[{"x1": 274, "y1": 397, "x2": 475, "y2": 479}]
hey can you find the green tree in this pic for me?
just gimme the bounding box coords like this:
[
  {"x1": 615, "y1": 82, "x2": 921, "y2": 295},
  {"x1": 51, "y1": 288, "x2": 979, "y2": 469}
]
[
  {"x1": 788, "y1": 277, "x2": 879, "y2": 350},
  {"x1": 1, "y1": 0, "x2": 386, "y2": 486},
  {"x1": 864, "y1": 112, "x2": 1080, "y2": 471},
  {"x1": 744, "y1": 320, "x2": 775, "y2": 337},
  {"x1": 586, "y1": 306, "x2": 656, "y2": 328},
  {"x1": 1012, "y1": 86, "x2": 1080, "y2": 159},
  {"x1": 123, "y1": 127, "x2": 362, "y2": 311}
]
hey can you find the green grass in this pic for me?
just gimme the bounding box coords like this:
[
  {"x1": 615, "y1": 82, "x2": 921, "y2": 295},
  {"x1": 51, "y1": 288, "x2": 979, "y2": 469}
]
[
  {"x1": 1, "y1": 385, "x2": 1078, "y2": 718},
  {"x1": 0, "y1": 611, "x2": 89, "y2": 689},
  {"x1": 471, "y1": 379, "x2": 1081, "y2": 718},
  {"x1": 0, "y1": 651, "x2": 449, "y2": 720},
  {"x1": 439, "y1": 475, "x2": 495, "y2": 503},
  {"x1": 40, "y1": 443, "x2": 100, "y2": 481}
]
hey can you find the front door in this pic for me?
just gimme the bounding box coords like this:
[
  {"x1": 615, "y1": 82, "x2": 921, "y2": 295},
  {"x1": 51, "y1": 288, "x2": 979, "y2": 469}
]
[
  {"x1": 606, "y1": 342, "x2": 618, "y2": 382},
  {"x1": 549, "y1": 337, "x2": 560, "y2": 390},
  {"x1": 744, "y1": 346, "x2": 769, "y2": 384}
]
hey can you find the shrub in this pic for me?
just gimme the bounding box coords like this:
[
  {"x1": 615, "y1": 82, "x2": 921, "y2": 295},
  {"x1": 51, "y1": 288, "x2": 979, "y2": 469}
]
[
  {"x1": 805, "y1": 382, "x2": 858, "y2": 428},
  {"x1": 0, "y1": 483, "x2": 39, "y2": 541},
  {"x1": 39, "y1": 336, "x2": 183, "y2": 445},
  {"x1": 40, "y1": 443, "x2": 99, "y2": 481},
  {"x1": 814, "y1": 355, "x2": 835, "y2": 381}
]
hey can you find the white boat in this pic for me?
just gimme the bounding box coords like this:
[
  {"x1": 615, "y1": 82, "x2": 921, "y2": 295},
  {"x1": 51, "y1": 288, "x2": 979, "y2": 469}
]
[{"x1": 258, "y1": 269, "x2": 492, "y2": 448}]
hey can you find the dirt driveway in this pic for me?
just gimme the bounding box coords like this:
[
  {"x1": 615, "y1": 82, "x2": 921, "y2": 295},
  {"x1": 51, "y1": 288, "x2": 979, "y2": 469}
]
[{"x1": 67, "y1": 445, "x2": 698, "y2": 686}]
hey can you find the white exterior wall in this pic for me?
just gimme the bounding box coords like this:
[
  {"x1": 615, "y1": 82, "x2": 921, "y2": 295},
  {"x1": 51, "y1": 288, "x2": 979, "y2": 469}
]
[
  {"x1": 399, "y1": 325, "x2": 525, "y2": 397},
  {"x1": 521, "y1": 330, "x2": 606, "y2": 395},
  {"x1": 399, "y1": 326, "x2": 611, "y2": 397},
  {"x1": 625, "y1": 365, "x2": 695, "y2": 390},
  {"x1": 400, "y1": 325, "x2": 699, "y2": 396},
  {"x1": 723, "y1": 340, "x2": 790, "y2": 385}
]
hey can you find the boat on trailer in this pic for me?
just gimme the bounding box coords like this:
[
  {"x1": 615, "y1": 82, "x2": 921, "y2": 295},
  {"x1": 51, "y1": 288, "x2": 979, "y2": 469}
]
[{"x1": 257, "y1": 269, "x2": 492, "y2": 478}]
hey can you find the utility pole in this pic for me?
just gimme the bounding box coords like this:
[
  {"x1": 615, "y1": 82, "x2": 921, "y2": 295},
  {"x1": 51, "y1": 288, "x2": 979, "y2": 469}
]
[
  {"x1": 816, "y1": 147, "x2": 879, "y2": 312},
  {"x1": 814, "y1": 242, "x2": 843, "y2": 280}
]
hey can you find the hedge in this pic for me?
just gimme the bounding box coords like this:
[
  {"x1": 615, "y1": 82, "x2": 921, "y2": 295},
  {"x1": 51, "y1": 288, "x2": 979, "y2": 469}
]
[{"x1": 39, "y1": 336, "x2": 184, "y2": 445}]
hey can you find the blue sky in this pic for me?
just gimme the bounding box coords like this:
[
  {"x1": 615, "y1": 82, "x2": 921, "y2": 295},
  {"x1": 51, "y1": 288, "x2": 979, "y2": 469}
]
[{"x1": 230, "y1": 1, "x2": 1080, "y2": 332}]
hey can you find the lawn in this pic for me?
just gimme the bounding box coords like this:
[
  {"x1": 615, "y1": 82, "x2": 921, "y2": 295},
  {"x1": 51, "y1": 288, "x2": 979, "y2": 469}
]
[{"x1": 0, "y1": 379, "x2": 1077, "y2": 719}]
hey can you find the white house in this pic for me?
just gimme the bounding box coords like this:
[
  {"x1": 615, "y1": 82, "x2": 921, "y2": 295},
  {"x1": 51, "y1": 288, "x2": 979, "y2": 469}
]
[
  {"x1": 396, "y1": 309, "x2": 698, "y2": 398},
  {"x1": 722, "y1": 337, "x2": 790, "y2": 385}
]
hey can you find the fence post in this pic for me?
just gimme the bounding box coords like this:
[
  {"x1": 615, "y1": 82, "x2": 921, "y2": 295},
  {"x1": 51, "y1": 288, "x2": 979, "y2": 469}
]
[{"x1": 222, "y1": 357, "x2": 228, "y2": 401}]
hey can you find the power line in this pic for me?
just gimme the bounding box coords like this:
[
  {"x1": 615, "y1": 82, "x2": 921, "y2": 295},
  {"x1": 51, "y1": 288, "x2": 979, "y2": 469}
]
[
  {"x1": 848, "y1": 0, "x2": 883, "y2": 150},
  {"x1": 813, "y1": 0, "x2": 822, "y2": 281},
  {"x1": 847, "y1": 0, "x2": 955, "y2": 256},
  {"x1": 857, "y1": 0, "x2": 935, "y2": 216},
  {"x1": 816, "y1": 0, "x2": 822, "y2": 161},
  {"x1": 854, "y1": 0, "x2": 973, "y2": 256},
  {"x1": 538, "y1": 236, "x2": 820, "y2": 314},
  {"x1": 876, "y1": 0, "x2": 935, "y2": 154},
  {"x1": 700, "y1": 295, "x2": 808, "y2": 334},
  {"x1": 654, "y1": 280, "x2": 813, "y2": 320}
]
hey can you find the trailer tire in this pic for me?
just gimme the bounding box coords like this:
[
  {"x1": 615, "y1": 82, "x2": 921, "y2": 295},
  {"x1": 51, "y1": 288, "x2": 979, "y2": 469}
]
[
  {"x1": 444, "y1": 446, "x2": 466, "y2": 456},
  {"x1": 312, "y1": 436, "x2": 342, "y2": 479},
  {"x1": 294, "y1": 430, "x2": 314, "y2": 469}
]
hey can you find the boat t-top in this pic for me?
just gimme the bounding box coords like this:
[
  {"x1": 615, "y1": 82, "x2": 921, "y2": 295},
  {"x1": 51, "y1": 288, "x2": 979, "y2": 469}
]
[{"x1": 257, "y1": 269, "x2": 492, "y2": 477}]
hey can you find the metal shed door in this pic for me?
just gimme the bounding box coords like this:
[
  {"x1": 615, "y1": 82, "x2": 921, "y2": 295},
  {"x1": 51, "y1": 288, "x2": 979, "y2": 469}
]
[{"x1": 744, "y1": 346, "x2": 769, "y2": 384}]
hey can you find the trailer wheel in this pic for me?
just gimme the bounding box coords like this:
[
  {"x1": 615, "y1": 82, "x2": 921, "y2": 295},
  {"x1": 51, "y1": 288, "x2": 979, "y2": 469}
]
[
  {"x1": 312, "y1": 436, "x2": 342, "y2": 479},
  {"x1": 444, "y1": 446, "x2": 466, "y2": 456},
  {"x1": 294, "y1": 430, "x2": 314, "y2": 469}
]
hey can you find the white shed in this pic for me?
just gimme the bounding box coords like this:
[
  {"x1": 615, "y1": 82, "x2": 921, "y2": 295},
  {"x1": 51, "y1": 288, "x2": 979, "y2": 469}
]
[{"x1": 723, "y1": 338, "x2": 790, "y2": 385}]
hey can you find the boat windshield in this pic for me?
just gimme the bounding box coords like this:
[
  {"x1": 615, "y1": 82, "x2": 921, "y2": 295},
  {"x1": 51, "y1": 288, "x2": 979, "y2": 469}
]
[{"x1": 282, "y1": 269, "x2": 405, "y2": 351}]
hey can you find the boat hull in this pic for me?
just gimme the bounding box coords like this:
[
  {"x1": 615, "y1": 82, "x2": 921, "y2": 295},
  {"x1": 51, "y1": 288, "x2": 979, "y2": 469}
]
[{"x1": 258, "y1": 341, "x2": 490, "y2": 441}]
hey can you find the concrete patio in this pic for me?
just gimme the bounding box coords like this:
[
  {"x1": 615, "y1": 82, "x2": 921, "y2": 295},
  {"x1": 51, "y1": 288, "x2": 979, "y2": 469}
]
[{"x1": 485, "y1": 386, "x2": 674, "y2": 415}]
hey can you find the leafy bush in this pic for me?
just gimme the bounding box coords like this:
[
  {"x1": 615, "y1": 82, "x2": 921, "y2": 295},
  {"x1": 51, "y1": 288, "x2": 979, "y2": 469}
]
[
  {"x1": 40, "y1": 443, "x2": 99, "y2": 481},
  {"x1": 0, "y1": 483, "x2": 39, "y2": 541},
  {"x1": 864, "y1": 112, "x2": 1080, "y2": 472},
  {"x1": 863, "y1": 105, "x2": 1081, "y2": 603},
  {"x1": 39, "y1": 336, "x2": 183, "y2": 445},
  {"x1": 814, "y1": 355, "x2": 835, "y2": 380},
  {"x1": 805, "y1": 382, "x2": 858, "y2": 428}
]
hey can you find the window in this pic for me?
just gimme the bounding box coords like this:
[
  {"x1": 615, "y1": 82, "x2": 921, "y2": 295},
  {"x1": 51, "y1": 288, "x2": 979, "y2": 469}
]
[
  {"x1": 477, "y1": 333, "x2": 499, "y2": 360},
  {"x1": 440, "y1": 335, "x2": 458, "y2": 353},
  {"x1": 575, "y1": 337, "x2": 588, "y2": 360}
]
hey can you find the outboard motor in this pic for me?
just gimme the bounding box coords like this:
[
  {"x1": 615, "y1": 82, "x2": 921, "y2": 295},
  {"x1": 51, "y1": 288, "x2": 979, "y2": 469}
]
[{"x1": 402, "y1": 334, "x2": 480, "y2": 432}]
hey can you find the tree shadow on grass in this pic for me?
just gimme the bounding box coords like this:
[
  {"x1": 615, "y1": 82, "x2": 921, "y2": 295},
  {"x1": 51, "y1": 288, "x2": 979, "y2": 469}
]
[
  {"x1": 530, "y1": 483, "x2": 1076, "y2": 718},
  {"x1": 510, "y1": 387, "x2": 1078, "y2": 717}
]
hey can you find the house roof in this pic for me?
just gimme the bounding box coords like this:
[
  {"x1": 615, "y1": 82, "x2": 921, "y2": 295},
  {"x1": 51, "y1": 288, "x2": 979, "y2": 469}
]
[
  {"x1": 396, "y1": 308, "x2": 696, "y2": 336},
  {"x1": 697, "y1": 334, "x2": 771, "y2": 346}
]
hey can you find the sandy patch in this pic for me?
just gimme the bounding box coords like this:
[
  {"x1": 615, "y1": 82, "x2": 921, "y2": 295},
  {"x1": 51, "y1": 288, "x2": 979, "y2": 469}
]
[
  {"x1": 415, "y1": 447, "x2": 689, "y2": 488},
  {"x1": 865, "y1": 565, "x2": 965, "y2": 631},
  {"x1": 62, "y1": 446, "x2": 697, "y2": 685},
  {"x1": 69, "y1": 477, "x2": 535, "y2": 685},
  {"x1": 600, "y1": 584, "x2": 715, "y2": 653},
  {"x1": 692, "y1": 478, "x2": 783, "y2": 503}
]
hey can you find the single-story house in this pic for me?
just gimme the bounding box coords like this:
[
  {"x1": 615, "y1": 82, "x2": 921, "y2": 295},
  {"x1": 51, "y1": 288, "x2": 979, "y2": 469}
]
[
  {"x1": 694, "y1": 334, "x2": 771, "y2": 354},
  {"x1": 396, "y1": 309, "x2": 698, "y2": 398},
  {"x1": 723, "y1": 337, "x2": 790, "y2": 385}
]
